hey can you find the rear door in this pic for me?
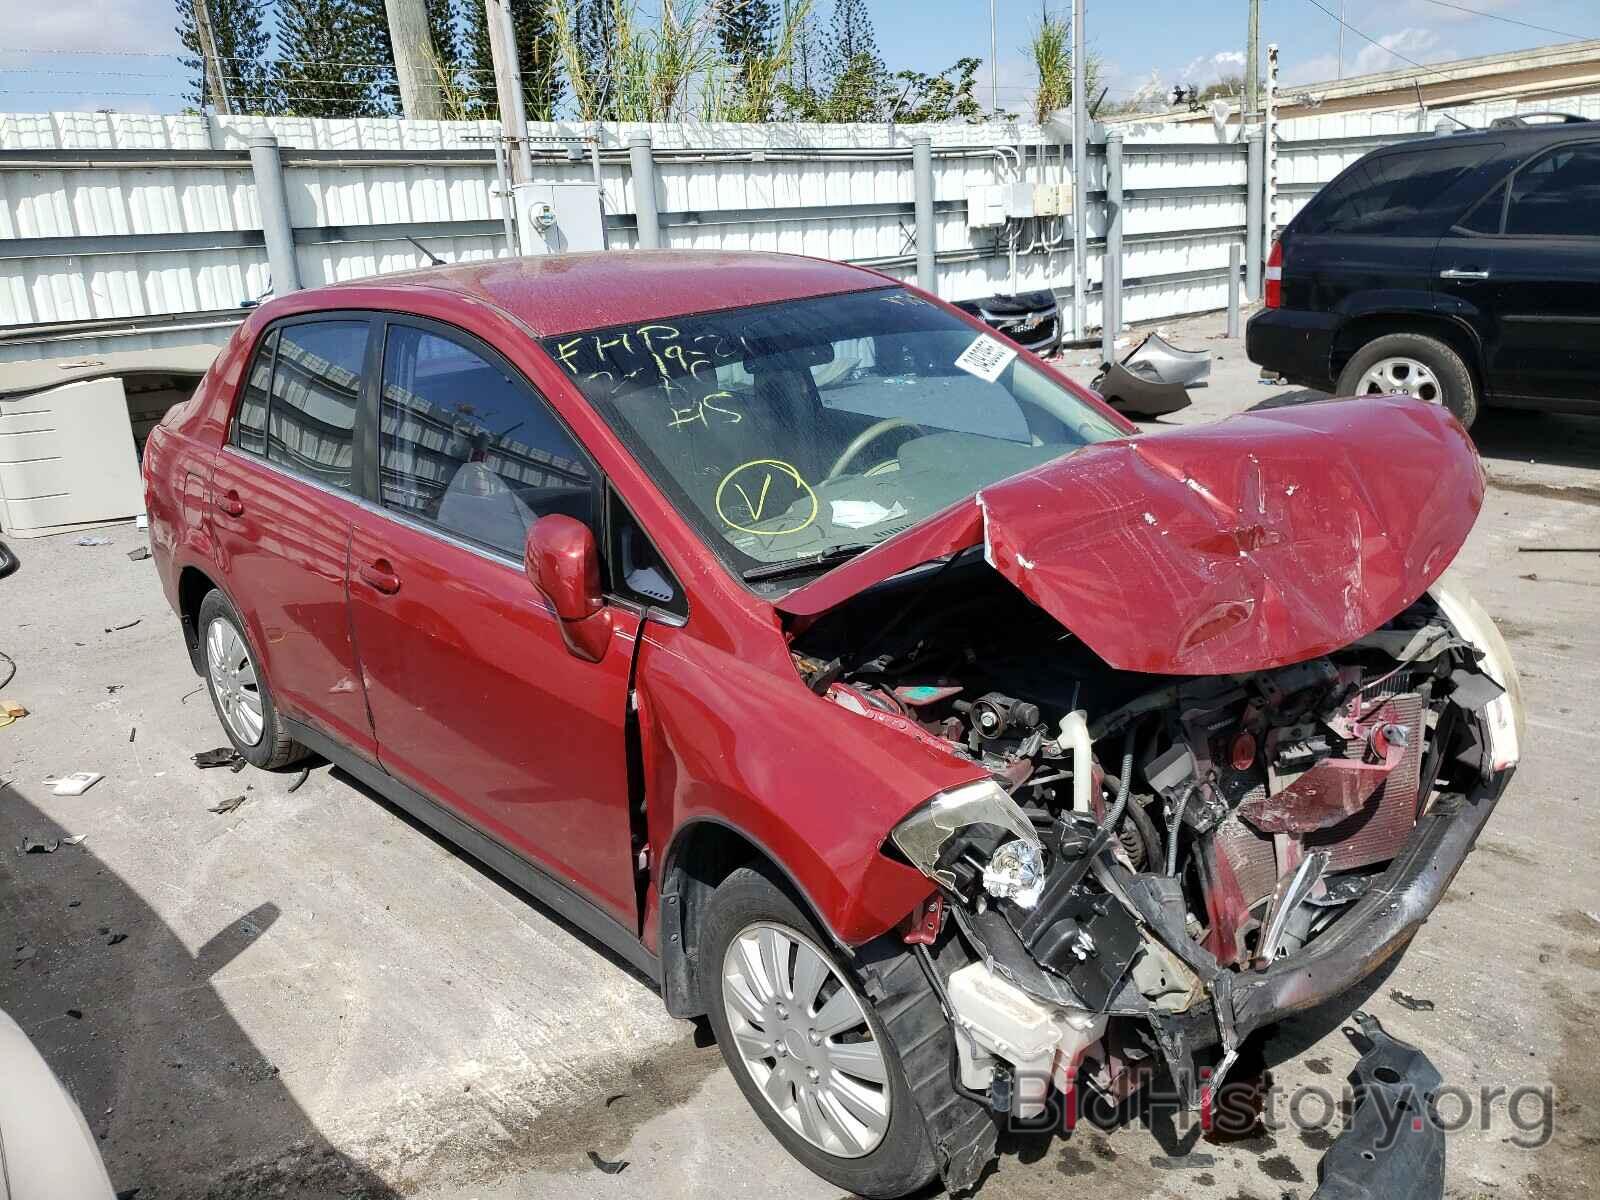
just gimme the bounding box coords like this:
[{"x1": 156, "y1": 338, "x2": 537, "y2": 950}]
[
  {"x1": 345, "y1": 316, "x2": 642, "y2": 927},
  {"x1": 1282, "y1": 142, "x2": 1499, "y2": 317},
  {"x1": 1435, "y1": 139, "x2": 1600, "y2": 406},
  {"x1": 210, "y1": 315, "x2": 378, "y2": 757}
]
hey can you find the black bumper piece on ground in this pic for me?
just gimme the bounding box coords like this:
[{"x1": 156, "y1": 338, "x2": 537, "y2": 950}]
[{"x1": 1312, "y1": 1013, "x2": 1445, "y2": 1200}]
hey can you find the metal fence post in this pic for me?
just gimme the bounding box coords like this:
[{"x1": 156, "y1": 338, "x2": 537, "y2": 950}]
[
  {"x1": 1245, "y1": 130, "x2": 1264, "y2": 301},
  {"x1": 249, "y1": 134, "x2": 300, "y2": 294},
  {"x1": 913, "y1": 135, "x2": 937, "y2": 294},
  {"x1": 1101, "y1": 130, "x2": 1124, "y2": 365},
  {"x1": 629, "y1": 135, "x2": 660, "y2": 249},
  {"x1": 1227, "y1": 243, "x2": 1242, "y2": 338}
]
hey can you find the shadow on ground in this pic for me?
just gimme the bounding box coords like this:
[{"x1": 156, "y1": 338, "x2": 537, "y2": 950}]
[{"x1": 0, "y1": 781, "x2": 398, "y2": 1200}]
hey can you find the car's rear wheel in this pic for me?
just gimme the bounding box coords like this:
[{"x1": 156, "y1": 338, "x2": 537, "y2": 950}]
[
  {"x1": 1336, "y1": 332, "x2": 1479, "y2": 428},
  {"x1": 197, "y1": 589, "x2": 306, "y2": 770},
  {"x1": 699, "y1": 867, "x2": 951, "y2": 1198}
]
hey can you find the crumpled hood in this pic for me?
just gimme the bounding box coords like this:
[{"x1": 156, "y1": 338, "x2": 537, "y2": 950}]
[{"x1": 777, "y1": 396, "x2": 1484, "y2": 675}]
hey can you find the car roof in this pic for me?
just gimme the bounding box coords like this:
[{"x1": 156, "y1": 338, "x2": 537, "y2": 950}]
[
  {"x1": 301, "y1": 250, "x2": 893, "y2": 338},
  {"x1": 1378, "y1": 123, "x2": 1596, "y2": 156}
]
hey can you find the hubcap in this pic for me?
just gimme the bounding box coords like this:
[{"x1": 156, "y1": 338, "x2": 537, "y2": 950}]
[
  {"x1": 205, "y1": 617, "x2": 264, "y2": 747},
  {"x1": 1356, "y1": 356, "x2": 1443, "y2": 404},
  {"x1": 721, "y1": 922, "x2": 891, "y2": 1158}
]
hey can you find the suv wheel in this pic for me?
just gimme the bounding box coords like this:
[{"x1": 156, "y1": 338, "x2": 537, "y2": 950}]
[
  {"x1": 198, "y1": 589, "x2": 307, "y2": 770},
  {"x1": 1336, "y1": 332, "x2": 1479, "y2": 428},
  {"x1": 700, "y1": 867, "x2": 944, "y2": 1198}
]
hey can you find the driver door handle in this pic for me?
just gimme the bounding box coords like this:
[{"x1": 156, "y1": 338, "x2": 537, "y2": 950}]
[
  {"x1": 358, "y1": 559, "x2": 401, "y2": 595},
  {"x1": 1439, "y1": 267, "x2": 1490, "y2": 280},
  {"x1": 216, "y1": 489, "x2": 245, "y2": 517}
]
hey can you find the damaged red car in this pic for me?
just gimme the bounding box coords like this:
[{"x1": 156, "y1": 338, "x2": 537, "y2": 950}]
[{"x1": 142, "y1": 252, "x2": 1523, "y2": 1198}]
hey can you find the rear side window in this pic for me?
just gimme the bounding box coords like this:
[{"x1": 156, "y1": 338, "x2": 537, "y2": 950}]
[
  {"x1": 232, "y1": 328, "x2": 275, "y2": 454},
  {"x1": 378, "y1": 324, "x2": 594, "y2": 558},
  {"x1": 1506, "y1": 143, "x2": 1600, "y2": 237},
  {"x1": 264, "y1": 321, "x2": 367, "y2": 490},
  {"x1": 1299, "y1": 143, "x2": 1499, "y2": 236}
]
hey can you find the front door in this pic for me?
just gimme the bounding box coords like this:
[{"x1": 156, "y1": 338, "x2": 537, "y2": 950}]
[
  {"x1": 209, "y1": 316, "x2": 377, "y2": 758},
  {"x1": 1435, "y1": 140, "x2": 1600, "y2": 406},
  {"x1": 345, "y1": 318, "x2": 641, "y2": 928}
]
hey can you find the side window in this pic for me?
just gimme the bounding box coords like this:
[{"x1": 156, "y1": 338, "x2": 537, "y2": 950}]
[
  {"x1": 379, "y1": 324, "x2": 594, "y2": 558},
  {"x1": 609, "y1": 488, "x2": 686, "y2": 617},
  {"x1": 232, "y1": 328, "x2": 276, "y2": 454},
  {"x1": 1455, "y1": 181, "x2": 1507, "y2": 235},
  {"x1": 266, "y1": 320, "x2": 367, "y2": 490},
  {"x1": 1506, "y1": 144, "x2": 1600, "y2": 237},
  {"x1": 1301, "y1": 144, "x2": 1498, "y2": 236}
]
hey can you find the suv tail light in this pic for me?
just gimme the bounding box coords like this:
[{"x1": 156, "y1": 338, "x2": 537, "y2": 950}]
[{"x1": 1265, "y1": 238, "x2": 1283, "y2": 309}]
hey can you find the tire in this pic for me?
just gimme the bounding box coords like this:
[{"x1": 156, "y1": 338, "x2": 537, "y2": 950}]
[
  {"x1": 197, "y1": 589, "x2": 306, "y2": 770},
  {"x1": 1335, "y1": 332, "x2": 1479, "y2": 428},
  {"x1": 700, "y1": 867, "x2": 982, "y2": 1198}
]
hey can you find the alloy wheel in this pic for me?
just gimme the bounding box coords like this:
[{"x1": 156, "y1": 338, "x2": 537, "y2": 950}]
[
  {"x1": 721, "y1": 921, "x2": 892, "y2": 1158},
  {"x1": 205, "y1": 617, "x2": 264, "y2": 746},
  {"x1": 1356, "y1": 356, "x2": 1442, "y2": 404}
]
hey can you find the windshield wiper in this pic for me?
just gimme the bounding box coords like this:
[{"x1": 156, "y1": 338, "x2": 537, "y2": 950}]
[{"x1": 741, "y1": 544, "x2": 871, "y2": 583}]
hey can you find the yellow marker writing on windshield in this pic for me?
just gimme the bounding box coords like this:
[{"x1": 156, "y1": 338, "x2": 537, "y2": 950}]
[{"x1": 714, "y1": 459, "x2": 818, "y2": 536}]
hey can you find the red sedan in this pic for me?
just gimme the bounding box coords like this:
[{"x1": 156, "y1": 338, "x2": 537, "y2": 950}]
[{"x1": 143, "y1": 251, "x2": 1521, "y2": 1197}]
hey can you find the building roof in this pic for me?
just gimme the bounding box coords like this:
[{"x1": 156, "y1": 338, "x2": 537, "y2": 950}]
[{"x1": 312, "y1": 250, "x2": 891, "y2": 338}]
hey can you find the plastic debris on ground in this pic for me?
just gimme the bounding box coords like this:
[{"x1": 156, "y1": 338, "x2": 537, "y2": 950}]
[
  {"x1": 286, "y1": 767, "x2": 311, "y2": 793},
  {"x1": 208, "y1": 795, "x2": 249, "y2": 815},
  {"x1": 75, "y1": 535, "x2": 113, "y2": 547},
  {"x1": 586, "y1": 1151, "x2": 629, "y2": 1175},
  {"x1": 194, "y1": 747, "x2": 245, "y2": 770},
  {"x1": 127, "y1": 546, "x2": 152, "y2": 561},
  {"x1": 19, "y1": 834, "x2": 86, "y2": 854},
  {"x1": 46, "y1": 772, "x2": 103, "y2": 797},
  {"x1": 104, "y1": 619, "x2": 140, "y2": 632}
]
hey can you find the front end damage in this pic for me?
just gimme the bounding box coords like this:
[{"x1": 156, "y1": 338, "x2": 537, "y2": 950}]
[{"x1": 778, "y1": 400, "x2": 1516, "y2": 1193}]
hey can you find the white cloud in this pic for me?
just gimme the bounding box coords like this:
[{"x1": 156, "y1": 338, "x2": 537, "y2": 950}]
[
  {"x1": 1350, "y1": 26, "x2": 1446, "y2": 75},
  {"x1": 2, "y1": 1, "x2": 173, "y2": 55}
]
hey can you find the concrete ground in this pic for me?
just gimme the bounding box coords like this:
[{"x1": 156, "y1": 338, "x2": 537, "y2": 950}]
[{"x1": 2, "y1": 306, "x2": 1598, "y2": 1200}]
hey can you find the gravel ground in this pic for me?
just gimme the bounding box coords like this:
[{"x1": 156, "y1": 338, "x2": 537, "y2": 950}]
[{"x1": 2, "y1": 306, "x2": 1597, "y2": 1199}]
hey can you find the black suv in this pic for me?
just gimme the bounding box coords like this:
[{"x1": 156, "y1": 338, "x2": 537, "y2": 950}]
[{"x1": 1247, "y1": 124, "x2": 1600, "y2": 427}]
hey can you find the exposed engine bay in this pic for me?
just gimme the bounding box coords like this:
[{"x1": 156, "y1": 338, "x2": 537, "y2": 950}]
[{"x1": 789, "y1": 551, "x2": 1520, "y2": 1133}]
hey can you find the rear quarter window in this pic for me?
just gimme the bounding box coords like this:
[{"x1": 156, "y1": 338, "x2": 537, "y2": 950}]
[{"x1": 1297, "y1": 142, "x2": 1502, "y2": 237}]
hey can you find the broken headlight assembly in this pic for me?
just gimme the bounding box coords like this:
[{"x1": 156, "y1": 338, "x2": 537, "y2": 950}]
[
  {"x1": 1429, "y1": 576, "x2": 1525, "y2": 772},
  {"x1": 890, "y1": 780, "x2": 1046, "y2": 908}
]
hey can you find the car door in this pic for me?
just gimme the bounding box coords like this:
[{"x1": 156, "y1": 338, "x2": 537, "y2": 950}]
[
  {"x1": 1283, "y1": 143, "x2": 1499, "y2": 317},
  {"x1": 210, "y1": 315, "x2": 378, "y2": 758},
  {"x1": 1435, "y1": 140, "x2": 1600, "y2": 406},
  {"x1": 345, "y1": 316, "x2": 642, "y2": 928}
]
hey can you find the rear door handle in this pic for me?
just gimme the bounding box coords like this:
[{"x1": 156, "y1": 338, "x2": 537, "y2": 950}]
[
  {"x1": 1439, "y1": 268, "x2": 1490, "y2": 280},
  {"x1": 216, "y1": 490, "x2": 245, "y2": 517},
  {"x1": 358, "y1": 559, "x2": 401, "y2": 595}
]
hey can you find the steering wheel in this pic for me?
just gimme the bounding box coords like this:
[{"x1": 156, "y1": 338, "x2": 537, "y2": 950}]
[{"x1": 825, "y1": 418, "x2": 925, "y2": 482}]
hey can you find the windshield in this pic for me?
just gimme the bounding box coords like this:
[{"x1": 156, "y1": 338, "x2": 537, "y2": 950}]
[{"x1": 545, "y1": 286, "x2": 1124, "y2": 584}]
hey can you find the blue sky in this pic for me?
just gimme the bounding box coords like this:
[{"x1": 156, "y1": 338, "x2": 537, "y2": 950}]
[{"x1": 0, "y1": 0, "x2": 1596, "y2": 115}]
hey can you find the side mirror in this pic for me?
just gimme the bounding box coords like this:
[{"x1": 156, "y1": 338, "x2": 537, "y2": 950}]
[{"x1": 524, "y1": 515, "x2": 612, "y2": 662}]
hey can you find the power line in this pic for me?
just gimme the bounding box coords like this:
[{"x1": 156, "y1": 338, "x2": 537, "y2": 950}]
[
  {"x1": 1411, "y1": 0, "x2": 1585, "y2": 41},
  {"x1": 1300, "y1": 0, "x2": 1432, "y2": 72}
]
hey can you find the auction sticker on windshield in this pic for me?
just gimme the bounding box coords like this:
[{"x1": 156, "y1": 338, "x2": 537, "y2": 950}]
[{"x1": 953, "y1": 333, "x2": 1018, "y2": 383}]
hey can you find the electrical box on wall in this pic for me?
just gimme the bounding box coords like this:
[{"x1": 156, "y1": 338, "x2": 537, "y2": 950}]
[
  {"x1": 1004, "y1": 181, "x2": 1036, "y2": 219},
  {"x1": 514, "y1": 182, "x2": 605, "y2": 255},
  {"x1": 966, "y1": 183, "x2": 1007, "y2": 228},
  {"x1": 1033, "y1": 182, "x2": 1073, "y2": 217}
]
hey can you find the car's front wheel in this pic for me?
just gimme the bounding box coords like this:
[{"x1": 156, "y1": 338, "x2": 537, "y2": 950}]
[
  {"x1": 700, "y1": 867, "x2": 955, "y2": 1198},
  {"x1": 1336, "y1": 332, "x2": 1479, "y2": 428},
  {"x1": 197, "y1": 589, "x2": 306, "y2": 770}
]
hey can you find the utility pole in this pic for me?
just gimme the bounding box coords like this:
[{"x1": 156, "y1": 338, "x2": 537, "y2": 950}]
[
  {"x1": 1245, "y1": 0, "x2": 1259, "y2": 118},
  {"x1": 192, "y1": 0, "x2": 233, "y2": 116},
  {"x1": 1070, "y1": 0, "x2": 1086, "y2": 339},
  {"x1": 1337, "y1": 0, "x2": 1346, "y2": 79},
  {"x1": 385, "y1": 0, "x2": 444, "y2": 119},
  {"x1": 989, "y1": 0, "x2": 998, "y2": 113},
  {"x1": 484, "y1": 0, "x2": 534, "y2": 184}
]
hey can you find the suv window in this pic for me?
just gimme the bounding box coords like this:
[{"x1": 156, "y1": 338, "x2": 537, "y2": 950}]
[
  {"x1": 1506, "y1": 143, "x2": 1600, "y2": 237},
  {"x1": 1299, "y1": 143, "x2": 1499, "y2": 236},
  {"x1": 265, "y1": 320, "x2": 367, "y2": 490},
  {"x1": 379, "y1": 324, "x2": 594, "y2": 558}
]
